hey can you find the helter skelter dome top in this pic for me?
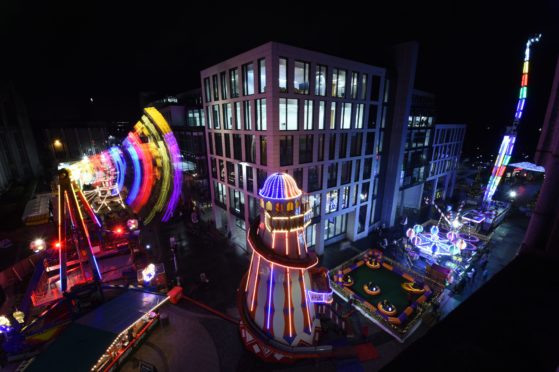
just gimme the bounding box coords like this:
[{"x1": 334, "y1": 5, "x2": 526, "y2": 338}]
[{"x1": 258, "y1": 172, "x2": 302, "y2": 200}]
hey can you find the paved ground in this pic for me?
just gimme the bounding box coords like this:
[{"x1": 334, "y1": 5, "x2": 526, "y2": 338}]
[{"x1": 47, "y1": 205, "x2": 529, "y2": 371}]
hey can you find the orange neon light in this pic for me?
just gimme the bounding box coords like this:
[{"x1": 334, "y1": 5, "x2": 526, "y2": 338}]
[{"x1": 250, "y1": 256, "x2": 260, "y2": 312}]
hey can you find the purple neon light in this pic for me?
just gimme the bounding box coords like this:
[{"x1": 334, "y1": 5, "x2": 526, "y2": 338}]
[
  {"x1": 161, "y1": 132, "x2": 182, "y2": 221},
  {"x1": 266, "y1": 264, "x2": 274, "y2": 330},
  {"x1": 258, "y1": 172, "x2": 301, "y2": 200}
]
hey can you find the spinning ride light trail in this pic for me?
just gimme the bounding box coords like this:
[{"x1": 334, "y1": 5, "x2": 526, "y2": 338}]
[
  {"x1": 482, "y1": 34, "x2": 541, "y2": 209},
  {"x1": 61, "y1": 107, "x2": 183, "y2": 224}
]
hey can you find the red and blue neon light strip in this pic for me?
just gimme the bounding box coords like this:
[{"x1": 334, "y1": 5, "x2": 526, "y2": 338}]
[
  {"x1": 124, "y1": 138, "x2": 141, "y2": 206},
  {"x1": 109, "y1": 146, "x2": 126, "y2": 193},
  {"x1": 127, "y1": 132, "x2": 154, "y2": 214}
]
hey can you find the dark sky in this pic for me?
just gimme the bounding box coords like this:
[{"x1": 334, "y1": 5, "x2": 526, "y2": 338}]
[{"x1": 1, "y1": 2, "x2": 558, "y2": 158}]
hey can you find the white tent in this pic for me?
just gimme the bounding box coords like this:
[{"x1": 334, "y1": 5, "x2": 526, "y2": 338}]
[{"x1": 508, "y1": 161, "x2": 545, "y2": 173}]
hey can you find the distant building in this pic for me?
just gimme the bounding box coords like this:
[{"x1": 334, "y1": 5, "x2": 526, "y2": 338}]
[
  {"x1": 200, "y1": 42, "x2": 403, "y2": 254},
  {"x1": 43, "y1": 122, "x2": 110, "y2": 163},
  {"x1": 0, "y1": 82, "x2": 42, "y2": 191},
  {"x1": 396, "y1": 89, "x2": 465, "y2": 217},
  {"x1": 425, "y1": 124, "x2": 465, "y2": 203},
  {"x1": 156, "y1": 90, "x2": 210, "y2": 206}
]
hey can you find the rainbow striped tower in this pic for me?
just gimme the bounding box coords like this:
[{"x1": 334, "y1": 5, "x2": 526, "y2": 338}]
[
  {"x1": 482, "y1": 34, "x2": 541, "y2": 209},
  {"x1": 239, "y1": 172, "x2": 319, "y2": 359}
]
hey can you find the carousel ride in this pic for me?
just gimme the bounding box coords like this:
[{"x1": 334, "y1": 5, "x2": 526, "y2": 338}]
[{"x1": 406, "y1": 201, "x2": 482, "y2": 259}]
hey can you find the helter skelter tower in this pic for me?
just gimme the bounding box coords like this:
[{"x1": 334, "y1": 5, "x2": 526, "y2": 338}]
[{"x1": 239, "y1": 173, "x2": 320, "y2": 361}]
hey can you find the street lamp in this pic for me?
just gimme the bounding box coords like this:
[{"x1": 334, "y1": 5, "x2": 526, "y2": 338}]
[{"x1": 509, "y1": 190, "x2": 517, "y2": 198}]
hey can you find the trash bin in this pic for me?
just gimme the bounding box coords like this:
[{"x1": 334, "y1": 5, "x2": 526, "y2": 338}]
[{"x1": 159, "y1": 312, "x2": 169, "y2": 328}]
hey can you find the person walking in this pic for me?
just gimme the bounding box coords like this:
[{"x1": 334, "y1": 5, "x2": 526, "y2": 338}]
[{"x1": 482, "y1": 268, "x2": 490, "y2": 282}]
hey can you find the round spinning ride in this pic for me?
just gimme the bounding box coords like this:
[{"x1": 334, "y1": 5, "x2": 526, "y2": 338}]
[{"x1": 63, "y1": 107, "x2": 182, "y2": 224}]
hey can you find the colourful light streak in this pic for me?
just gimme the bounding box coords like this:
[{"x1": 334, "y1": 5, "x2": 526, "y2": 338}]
[
  {"x1": 109, "y1": 146, "x2": 126, "y2": 193},
  {"x1": 483, "y1": 35, "x2": 540, "y2": 207},
  {"x1": 245, "y1": 252, "x2": 254, "y2": 292},
  {"x1": 127, "y1": 132, "x2": 153, "y2": 214},
  {"x1": 124, "y1": 138, "x2": 141, "y2": 206}
]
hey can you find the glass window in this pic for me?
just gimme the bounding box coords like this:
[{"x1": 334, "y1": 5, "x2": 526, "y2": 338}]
[
  {"x1": 360, "y1": 182, "x2": 370, "y2": 203},
  {"x1": 256, "y1": 99, "x2": 267, "y2": 131},
  {"x1": 368, "y1": 105, "x2": 378, "y2": 129},
  {"x1": 237, "y1": 163, "x2": 244, "y2": 189},
  {"x1": 360, "y1": 73, "x2": 368, "y2": 100},
  {"x1": 212, "y1": 105, "x2": 220, "y2": 129},
  {"x1": 339, "y1": 133, "x2": 348, "y2": 158},
  {"x1": 212, "y1": 74, "x2": 219, "y2": 101},
  {"x1": 218, "y1": 160, "x2": 225, "y2": 181},
  {"x1": 341, "y1": 103, "x2": 352, "y2": 129},
  {"x1": 260, "y1": 136, "x2": 267, "y2": 166},
  {"x1": 279, "y1": 136, "x2": 293, "y2": 166},
  {"x1": 355, "y1": 104, "x2": 364, "y2": 129},
  {"x1": 224, "y1": 133, "x2": 231, "y2": 158},
  {"x1": 363, "y1": 157, "x2": 372, "y2": 179},
  {"x1": 315, "y1": 65, "x2": 327, "y2": 96},
  {"x1": 214, "y1": 133, "x2": 222, "y2": 156},
  {"x1": 306, "y1": 223, "x2": 316, "y2": 247},
  {"x1": 233, "y1": 134, "x2": 242, "y2": 161},
  {"x1": 332, "y1": 68, "x2": 346, "y2": 98},
  {"x1": 293, "y1": 168, "x2": 303, "y2": 188},
  {"x1": 365, "y1": 132, "x2": 375, "y2": 155},
  {"x1": 327, "y1": 163, "x2": 338, "y2": 188},
  {"x1": 330, "y1": 102, "x2": 337, "y2": 129},
  {"x1": 227, "y1": 161, "x2": 235, "y2": 185},
  {"x1": 370, "y1": 75, "x2": 381, "y2": 101},
  {"x1": 242, "y1": 63, "x2": 254, "y2": 95},
  {"x1": 350, "y1": 133, "x2": 362, "y2": 157},
  {"x1": 354, "y1": 159, "x2": 361, "y2": 182},
  {"x1": 230, "y1": 68, "x2": 239, "y2": 98},
  {"x1": 325, "y1": 213, "x2": 347, "y2": 240},
  {"x1": 210, "y1": 158, "x2": 217, "y2": 178},
  {"x1": 206, "y1": 107, "x2": 212, "y2": 129},
  {"x1": 246, "y1": 166, "x2": 254, "y2": 193},
  {"x1": 318, "y1": 101, "x2": 325, "y2": 130},
  {"x1": 245, "y1": 134, "x2": 255, "y2": 163},
  {"x1": 299, "y1": 135, "x2": 313, "y2": 164},
  {"x1": 358, "y1": 205, "x2": 367, "y2": 233},
  {"x1": 204, "y1": 77, "x2": 211, "y2": 102},
  {"x1": 329, "y1": 134, "x2": 336, "y2": 160},
  {"x1": 243, "y1": 101, "x2": 252, "y2": 130},
  {"x1": 341, "y1": 186, "x2": 350, "y2": 209},
  {"x1": 234, "y1": 102, "x2": 241, "y2": 130},
  {"x1": 318, "y1": 134, "x2": 325, "y2": 161},
  {"x1": 303, "y1": 100, "x2": 313, "y2": 130},
  {"x1": 341, "y1": 161, "x2": 352, "y2": 184},
  {"x1": 308, "y1": 166, "x2": 322, "y2": 192},
  {"x1": 214, "y1": 181, "x2": 227, "y2": 208},
  {"x1": 258, "y1": 58, "x2": 266, "y2": 93},
  {"x1": 325, "y1": 189, "x2": 338, "y2": 213},
  {"x1": 223, "y1": 103, "x2": 232, "y2": 130},
  {"x1": 350, "y1": 72, "x2": 358, "y2": 99},
  {"x1": 279, "y1": 57, "x2": 287, "y2": 92},
  {"x1": 257, "y1": 169, "x2": 267, "y2": 190},
  {"x1": 220, "y1": 71, "x2": 228, "y2": 100},
  {"x1": 294, "y1": 61, "x2": 310, "y2": 94},
  {"x1": 229, "y1": 187, "x2": 245, "y2": 217},
  {"x1": 279, "y1": 98, "x2": 298, "y2": 130}
]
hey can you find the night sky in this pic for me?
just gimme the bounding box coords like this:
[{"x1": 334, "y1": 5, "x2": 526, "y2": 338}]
[{"x1": 1, "y1": 2, "x2": 558, "y2": 158}]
